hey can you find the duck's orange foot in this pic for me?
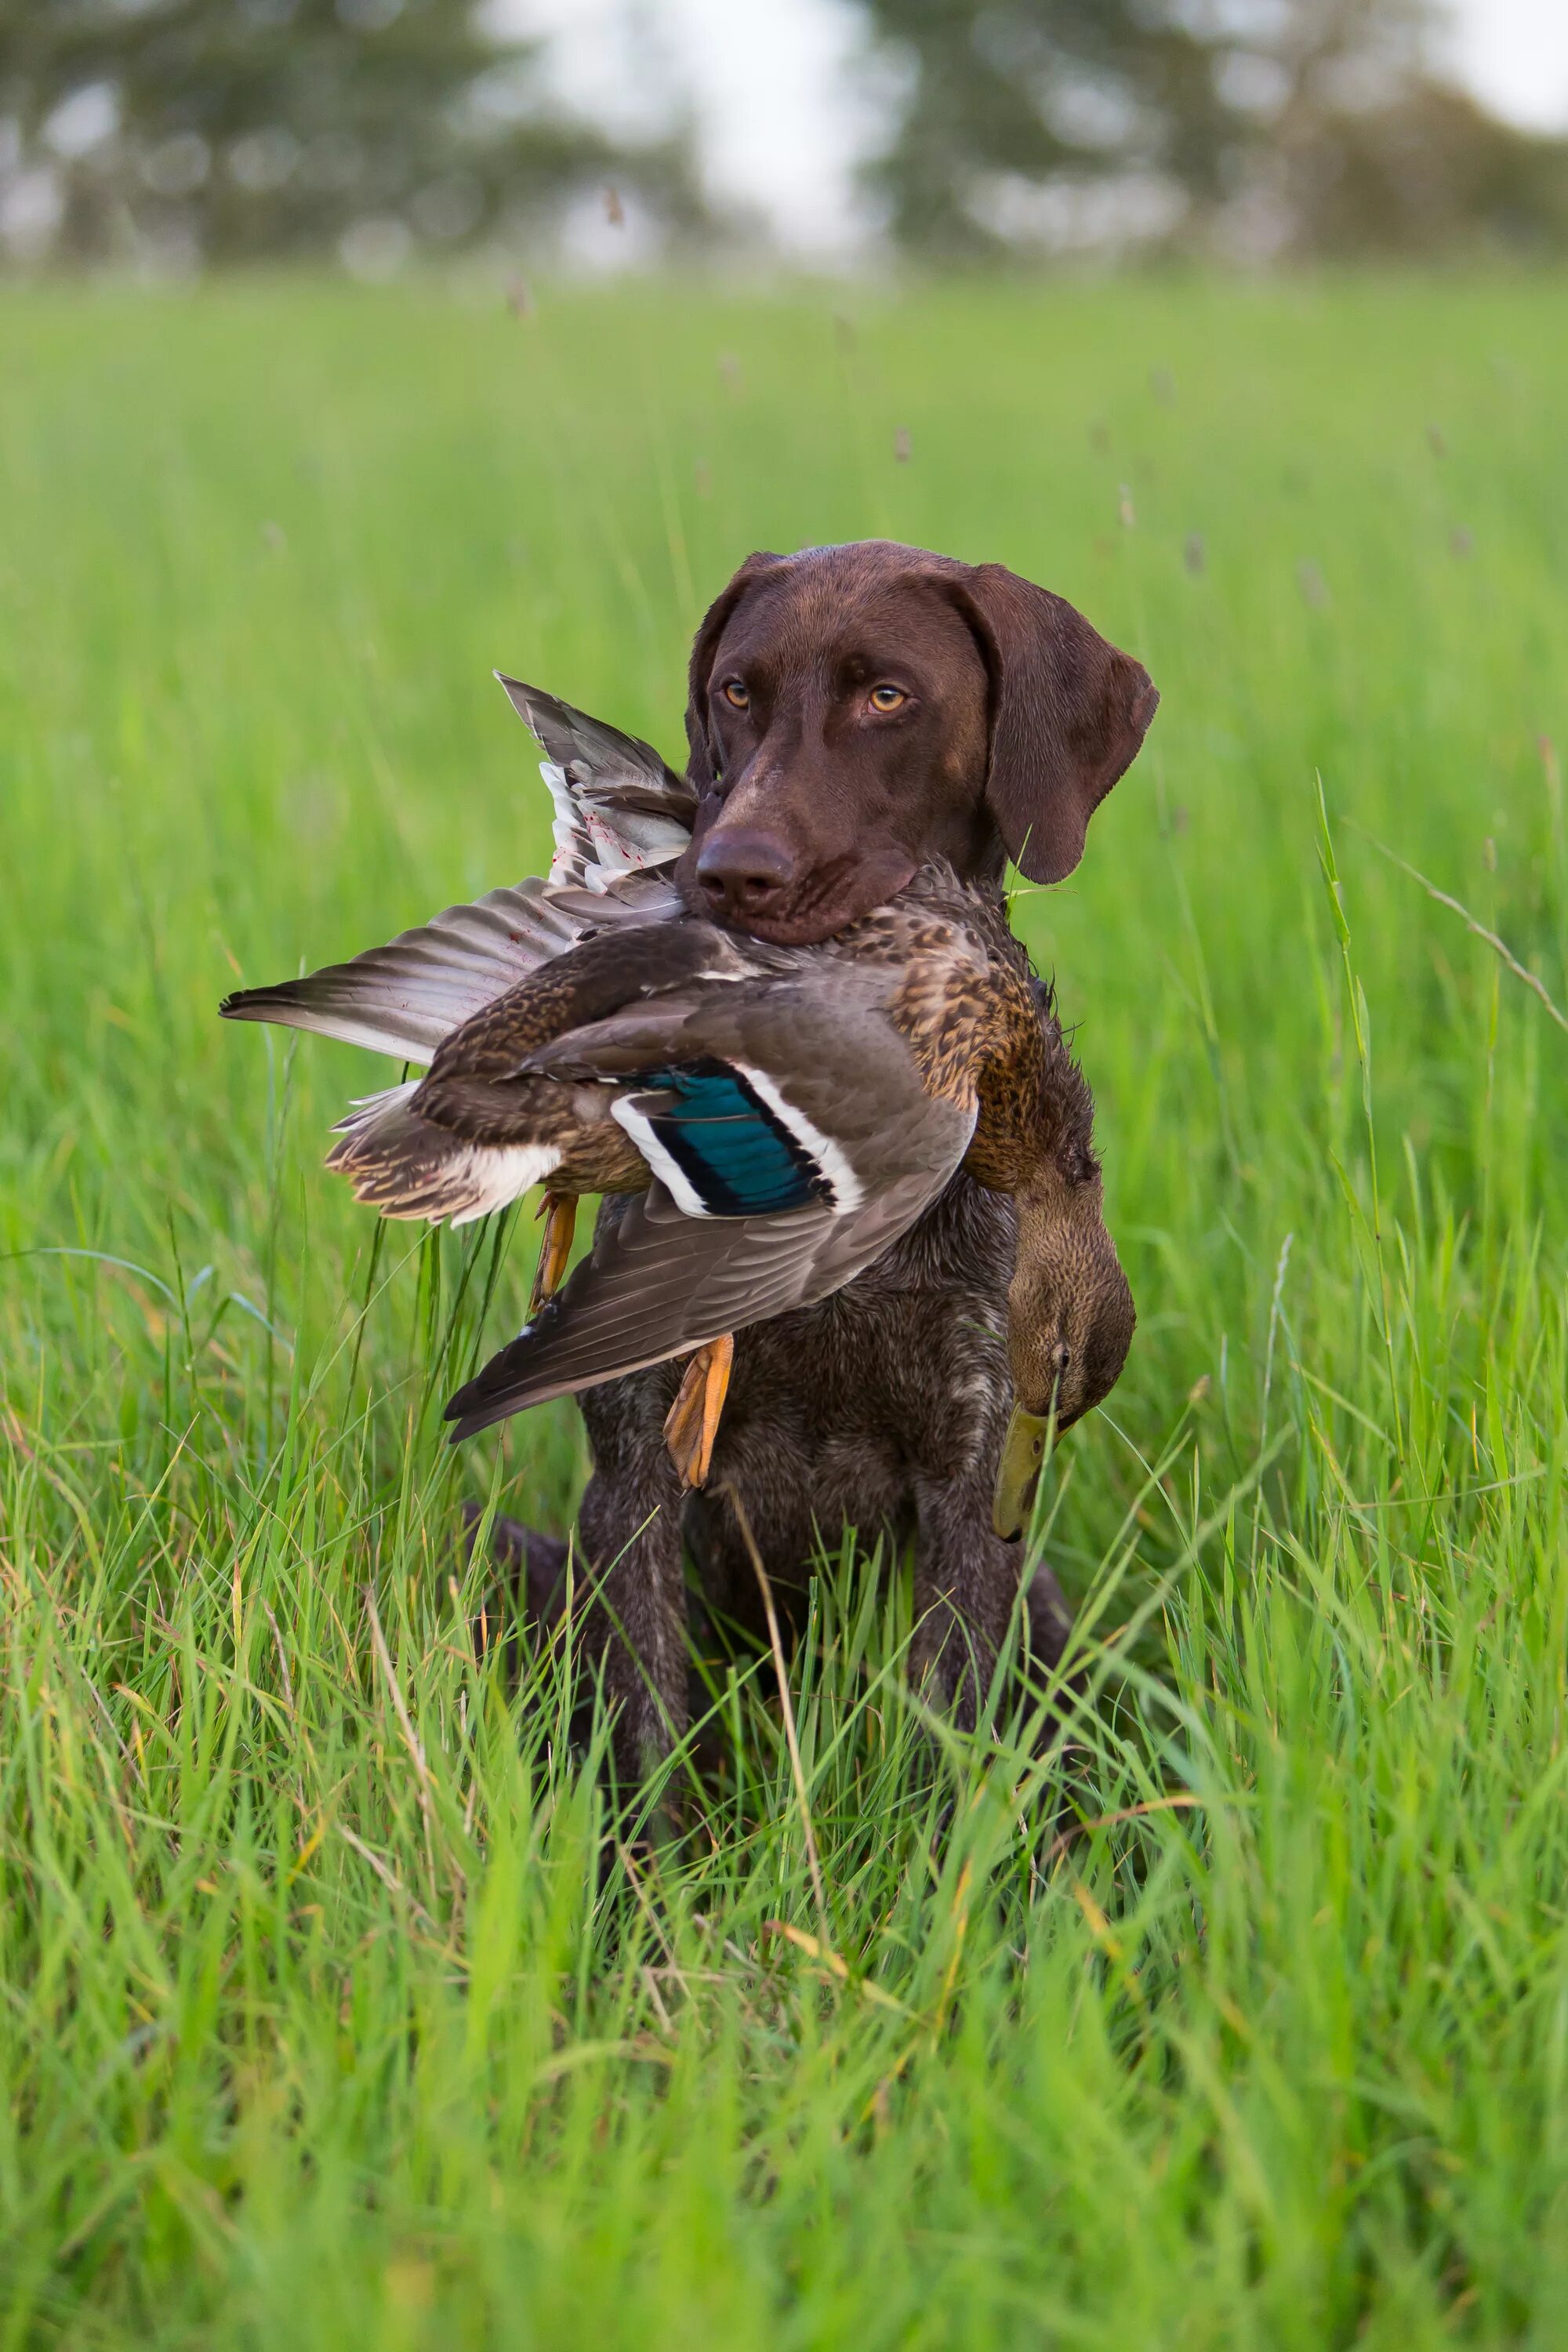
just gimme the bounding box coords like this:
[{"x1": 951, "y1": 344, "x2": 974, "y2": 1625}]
[
  {"x1": 662, "y1": 1334, "x2": 735, "y2": 1490},
  {"x1": 529, "y1": 1191, "x2": 577, "y2": 1316}
]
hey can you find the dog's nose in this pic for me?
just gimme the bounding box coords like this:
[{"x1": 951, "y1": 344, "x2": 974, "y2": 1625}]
[{"x1": 694, "y1": 828, "x2": 798, "y2": 921}]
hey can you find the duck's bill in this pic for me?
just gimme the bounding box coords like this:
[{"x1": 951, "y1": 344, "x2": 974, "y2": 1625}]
[{"x1": 992, "y1": 1405, "x2": 1054, "y2": 1542}]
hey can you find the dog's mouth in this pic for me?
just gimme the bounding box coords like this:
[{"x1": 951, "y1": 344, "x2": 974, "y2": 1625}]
[
  {"x1": 677, "y1": 846, "x2": 920, "y2": 947},
  {"x1": 714, "y1": 895, "x2": 902, "y2": 947}
]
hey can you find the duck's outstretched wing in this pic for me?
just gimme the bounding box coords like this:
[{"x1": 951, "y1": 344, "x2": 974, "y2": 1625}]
[
  {"x1": 218, "y1": 880, "x2": 616, "y2": 1065},
  {"x1": 443, "y1": 1163, "x2": 960, "y2": 1438},
  {"x1": 220, "y1": 679, "x2": 692, "y2": 1063},
  {"x1": 495, "y1": 674, "x2": 696, "y2": 891}
]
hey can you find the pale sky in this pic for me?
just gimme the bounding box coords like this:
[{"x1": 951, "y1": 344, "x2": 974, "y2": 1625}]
[{"x1": 510, "y1": 0, "x2": 1568, "y2": 259}]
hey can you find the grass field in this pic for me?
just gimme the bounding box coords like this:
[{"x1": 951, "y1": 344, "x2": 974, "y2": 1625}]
[{"x1": 2, "y1": 271, "x2": 1567, "y2": 2347}]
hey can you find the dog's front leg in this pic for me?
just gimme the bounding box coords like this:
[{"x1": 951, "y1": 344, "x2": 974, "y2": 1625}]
[
  {"x1": 575, "y1": 1446, "x2": 689, "y2": 1788},
  {"x1": 466, "y1": 1468, "x2": 685, "y2": 1782}
]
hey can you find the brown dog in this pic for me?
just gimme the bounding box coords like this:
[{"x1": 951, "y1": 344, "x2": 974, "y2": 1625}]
[
  {"x1": 677, "y1": 540, "x2": 1155, "y2": 938},
  {"x1": 488, "y1": 540, "x2": 1156, "y2": 1779}
]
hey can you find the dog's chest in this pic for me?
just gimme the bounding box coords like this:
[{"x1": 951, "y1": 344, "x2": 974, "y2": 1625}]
[{"x1": 718, "y1": 1176, "x2": 1016, "y2": 1483}]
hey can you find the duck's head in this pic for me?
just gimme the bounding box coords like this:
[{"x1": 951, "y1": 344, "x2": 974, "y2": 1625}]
[{"x1": 993, "y1": 1178, "x2": 1135, "y2": 1542}]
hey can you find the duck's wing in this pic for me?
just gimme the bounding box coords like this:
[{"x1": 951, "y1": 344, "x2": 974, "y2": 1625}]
[
  {"x1": 219, "y1": 868, "x2": 684, "y2": 1066},
  {"x1": 220, "y1": 678, "x2": 692, "y2": 1063},
  {"x1": 321, "y1": 942, "x2": 923, "y2": 1228},
  {"x1": 495, "y1": 675, "x2": 696, "y2": 891},
  {"x1": 221, "y1": 880, "x2": 589, "y2": 1065},
  {"x1": 438, "y1": 981, "x2": 978, "y2": 1432},
  {"x1": 443, "y1": 1158, "x2": 962, "y2": 1438},
  {"x1": 323, "y1": 924, "x2": 753, "y2": 1225}
]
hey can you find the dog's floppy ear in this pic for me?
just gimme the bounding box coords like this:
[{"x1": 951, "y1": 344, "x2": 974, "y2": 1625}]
[
  {"x1": 684, "y1": 550, "x2": 784, "y2": 791},
  {"x1": 950, "y1": 564, "x2": 1158, "y2": 884}
]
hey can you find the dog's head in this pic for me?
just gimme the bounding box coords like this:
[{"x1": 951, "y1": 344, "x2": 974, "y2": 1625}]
[{"x1": 675, "y1": 539, "x2": 1158, "y2": 945}]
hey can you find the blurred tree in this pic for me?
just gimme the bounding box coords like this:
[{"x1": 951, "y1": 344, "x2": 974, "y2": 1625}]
[
  {"x1": 853, "y1": 0, "x2": 1568, "y2": 262},
  {"x1": 0, "y1": 0, "x2": 706, "y2": 270},
  {"x1": 1280, "y1": 78, "x2": 1568, "y2": 258}
]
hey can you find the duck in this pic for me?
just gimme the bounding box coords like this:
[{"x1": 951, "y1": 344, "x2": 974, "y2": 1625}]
[{"x1": 220, "y1": 678, "x2": 1133, "y2": 1534}]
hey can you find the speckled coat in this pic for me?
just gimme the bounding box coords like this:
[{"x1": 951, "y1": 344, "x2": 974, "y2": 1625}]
[{"x1": 491, "y1": 964, "x2": 1083, "y2": 1780}]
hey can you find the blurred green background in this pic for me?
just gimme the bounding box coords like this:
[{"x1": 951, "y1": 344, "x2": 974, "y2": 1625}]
[{"x1": 5, "y1": 0, "x2": 1568, "y2": 273}]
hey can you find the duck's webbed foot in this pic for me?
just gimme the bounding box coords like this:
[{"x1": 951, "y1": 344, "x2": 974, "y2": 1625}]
[
  {"x1": 662, "y1": 1334, "x2": 735, "y2": 1490},
  {"x1": 528, "y1": 1191, "x2": 577, "y2": 1315}
]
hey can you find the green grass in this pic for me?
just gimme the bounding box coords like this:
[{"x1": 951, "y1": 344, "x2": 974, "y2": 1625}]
[{"x1": 2, "y1": 270, "x2": 1567, "y2": 2348}]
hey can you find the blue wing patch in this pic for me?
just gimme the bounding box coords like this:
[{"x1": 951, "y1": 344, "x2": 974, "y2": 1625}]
[{"x1": 633, "y1": 1058, "x2": 833, "y2": 1216}]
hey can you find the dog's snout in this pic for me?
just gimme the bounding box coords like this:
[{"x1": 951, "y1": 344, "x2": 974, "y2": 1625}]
[{"x1": 694, "y1": 827, "x2": 799, "y2": 920}]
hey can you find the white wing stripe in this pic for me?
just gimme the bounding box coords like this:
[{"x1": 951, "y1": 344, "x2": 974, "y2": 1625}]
[
  {"x1": 608, "y1": 1096, "x2": 713, "y2": 1219},
  {"x1": 731, "y1": 1062, "x2": 865, "y2": 1214}
]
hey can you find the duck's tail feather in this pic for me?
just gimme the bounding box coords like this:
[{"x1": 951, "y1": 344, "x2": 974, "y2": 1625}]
[
  {"x1": 327, "y1": 1083, "x2": 561, "y2": 1228},
  {"x1": 219, "y1": 872, "x2": 679, "y2": 1065},
  {"x1": 494, "y1": 673, "x2": 697, "y2": 891}
]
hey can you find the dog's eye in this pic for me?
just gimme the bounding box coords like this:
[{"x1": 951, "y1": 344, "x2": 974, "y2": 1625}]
[
  {"x1": 869, "y1": 684, "x2": 907, "y2": 712},
  {"x1": 720, "y1": 680, "x2": 750, "y2": 710}
]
